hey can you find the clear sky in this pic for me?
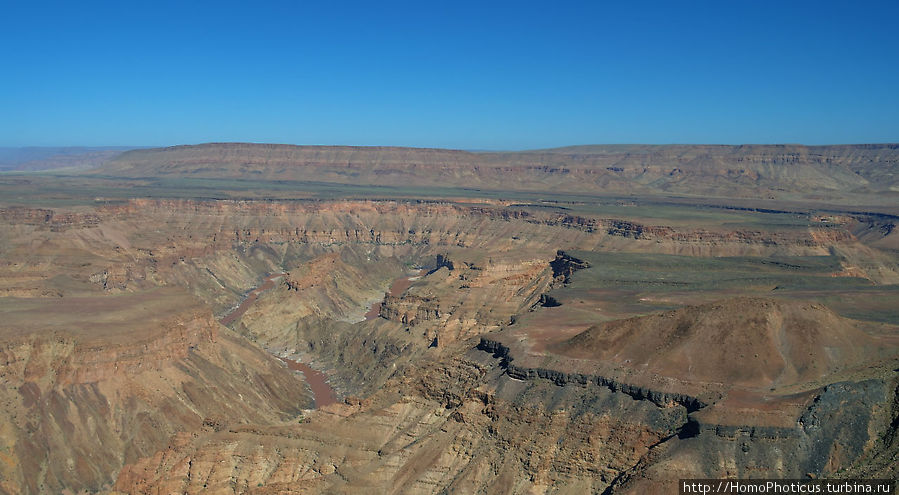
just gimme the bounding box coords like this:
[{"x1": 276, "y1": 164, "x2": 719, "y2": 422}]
[{"x1": 2, "y1": 0, "x2": 897, "y2": 149}]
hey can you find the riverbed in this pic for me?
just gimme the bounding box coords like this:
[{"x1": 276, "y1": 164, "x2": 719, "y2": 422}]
[
  {"x1": 218, "y1": 272, "x2": 338, "y2": 408},
  {"x1": 219, "y1": 272, "x2": 286, "y2": 326},
  {"x1": 278, "y1": 357, "x2": 339, "y2": 408}
]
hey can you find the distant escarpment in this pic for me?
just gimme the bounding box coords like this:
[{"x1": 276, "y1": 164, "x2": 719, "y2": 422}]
[{"x1": 94, "y1": 142, "x2": 899, "y2": 201}]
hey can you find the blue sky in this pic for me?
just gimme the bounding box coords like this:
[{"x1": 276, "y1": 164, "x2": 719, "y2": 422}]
[{"x1": 2, "y1": 0, "x2": 897, "y2": 149}]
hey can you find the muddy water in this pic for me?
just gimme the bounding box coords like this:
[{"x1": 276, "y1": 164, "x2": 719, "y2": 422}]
[
  {"x1": 364, "y1": 269, "x2": 427, "y2": 321},
  {"x1": 219, "y1": 272, "x2": 338, "y2": 408},
  {"x1": 279, "y1": 357, "x2": 339, "y2": 408},
  {"x1": 219, "y1": 272, "x2": 286, "y2": 326}
]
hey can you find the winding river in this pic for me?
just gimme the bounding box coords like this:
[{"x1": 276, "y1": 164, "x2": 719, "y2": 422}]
[
  {"x1": 219, "y1": 268, "x2": 427, "y2": 408},
  {"x1": 219, "y1": 272, "x2": 338, "y2": 408},
  {"x1": 219, "y1": 272, "x2": 286, "y2": 326}
]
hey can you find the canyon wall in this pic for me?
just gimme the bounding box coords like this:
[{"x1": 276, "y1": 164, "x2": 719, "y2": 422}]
[
  {"x1": 0, "y1": 196, "x2": 896, "y2": 493},
  {"x1": 0, "y1": 290, "x2": 311, "y2": 493}
]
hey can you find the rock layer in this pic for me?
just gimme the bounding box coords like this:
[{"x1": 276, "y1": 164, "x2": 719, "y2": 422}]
[
  {"x1": 95, "y1": 143, "x2": 899, "y2": 202},
  {"x1": 0, "y1": 290, "x2": 310, "y2": 493}
]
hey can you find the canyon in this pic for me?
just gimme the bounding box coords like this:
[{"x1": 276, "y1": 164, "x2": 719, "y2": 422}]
[{"x1": 0, "y1": 143, "x2": 897, "y2": 494}]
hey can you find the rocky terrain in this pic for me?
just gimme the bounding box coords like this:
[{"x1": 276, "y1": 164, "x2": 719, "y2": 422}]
[
  {"x1": 0, "y1": 143, "x2": 897, "y2": 494},
  {"x1": 484, "y1": 293, "x2": 899, "y2": 492},
  {"x1": 0, "y1": 289, "x2": 311, "y2": 494}
]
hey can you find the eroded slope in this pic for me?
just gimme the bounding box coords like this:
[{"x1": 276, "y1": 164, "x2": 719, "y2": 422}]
[{"x1": 0, "y1": 289, "x2": 310, "y2": 494}]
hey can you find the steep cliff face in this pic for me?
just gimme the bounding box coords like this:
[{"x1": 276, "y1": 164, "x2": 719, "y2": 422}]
[
  {"x1": 477, "y1": 338, "x2": 708, "y2": 412},
  {"x1": 607, "y1": 377, "x2": 899, "y2": 494},
  {"x1": 0, "y1": 207, "x2": 100, "y2": 231},
  {"x1": 480, "y1": 291, "x2": 899, "y2": 492},
  {"x1": 0, "y1": 289, "x2": 311, "y2": 494},
  {"x1": 375, "y1": 255, "x2": 556, "y2": 345},
  {"x1": 0, "y1": 199, "x2": 874, "y2": 308},
  {"x1": 478, "y1": 336, "x2": 899, "y2": 492},
  {"x1": 110, "y1": 348, "x2": 690, "y2": 494},
  {"x1": 378, "y1": 293, "x2": 441, "y2": 326},
  {"x1": 108, "y1": 319, "x2": 898, "y2": 495}
]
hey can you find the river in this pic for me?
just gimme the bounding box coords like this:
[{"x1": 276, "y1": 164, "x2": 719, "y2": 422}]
[
  {"x1": 219, "y1": 269, "x2": 427, "y2": 409},
  {"x1": 278, "y1": 357, "x2": 339, "y2": 408},
  {"x1": 218, "y1": 272, "x2": 338, "y2": 408},
  {"x1": 219, "y1": 272, "x2": 286, "y2": 326}
]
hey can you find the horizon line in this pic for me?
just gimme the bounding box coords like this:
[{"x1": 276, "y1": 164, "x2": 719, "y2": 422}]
[{"x1": 3, "y1": 141, "x2": 899, "y2": 154}]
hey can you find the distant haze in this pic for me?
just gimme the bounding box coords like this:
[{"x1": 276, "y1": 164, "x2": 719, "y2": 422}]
[{"x1": 0, "y1": 147, "x2": 144, "y2": 172}]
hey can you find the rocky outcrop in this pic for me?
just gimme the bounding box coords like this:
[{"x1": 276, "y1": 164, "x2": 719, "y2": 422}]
[
  {"x1": 478, "y1": 338, "x2": 707, "y2": 412},
  {"x1": 0, "y1": 207, "x2": 101, "y2": 231},
  {"x1": 797, "y1": 379, "x2": 892, "y2": 474},
  {"x1": 555, "y1": 297, "x2": 885, "y2": 391},
  {"x1": 549, "y1": 250, "x2": 590, "y2": 283},
  {"x1": 379, "y1": 293, "x2": 441, "y2": 326},
  {"x1": 536, "y1": 293, "x2": 561, "y2": 307},
  {"x1": 480, "y1": 283, "x2": 899, "y2": 491},
  {"x1": 431, "y1": 253, "x2": 454, "y2": 272}
]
